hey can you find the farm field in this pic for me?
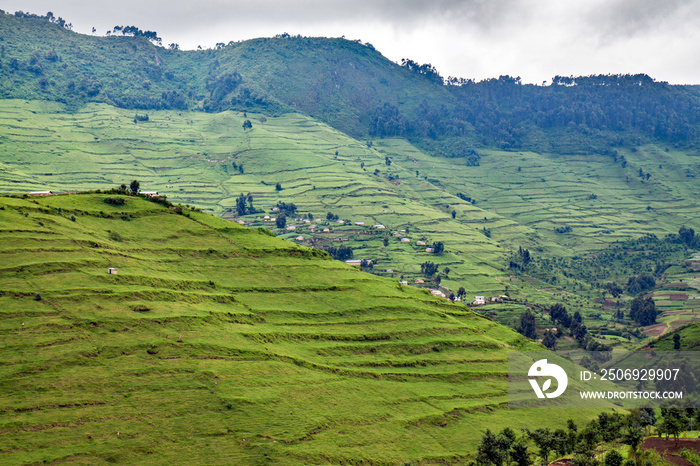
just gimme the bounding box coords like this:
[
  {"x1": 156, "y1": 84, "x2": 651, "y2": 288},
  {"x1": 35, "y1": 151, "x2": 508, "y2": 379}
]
[
  {"x1": 0, "y1": 99, "x2": 515, "y2": 298},
  {"x1": 0, "y1": 193, "x2": 605, "y2": 464},
  {"x1": 3, "y1": 100, "x2": 700, "y2": 303}
]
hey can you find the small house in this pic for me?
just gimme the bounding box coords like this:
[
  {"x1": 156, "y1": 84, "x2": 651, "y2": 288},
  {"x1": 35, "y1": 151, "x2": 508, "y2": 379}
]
[
  {"x1": 108, "y1": 267, "x2": 118, "y2": 275},
  {"x1": 141, "y1": 191, "x2": 159, "y2": 197},
  {"x1": 425, "y1": 247, "x2": 434, "y2": 253},
  {"x1": 354, "y1": 222, "x2": 365, "y2": 226},
  {"x1": 473, "y1": 296, "x2": 486, "y2": 305},
  {"x1": 29, "y1": 191, "x2": 53, "y2": 196},
  {"x1": 431, "y1": 289, "x2": 446, "y2": 298},
  {"x1": 295, "y1": 236, "x2": 304, "y2": 241},
  {"x1": 272, "y1": 207, "x2": 280, "y2": 212},
  {"x1": 401, "y1": 238, "x2": 410, "y2": 243},
  {"x1": 399, "y1": 280, "x2": 408, "y2": 285},
  {"x1": 345, "y1": 260, "x2": 362, "y2": 266},
  {"x1": 392, "y1": 232, "x2": 402, "y2": 237},
  {"x1": 416, "y1": 241, "x2": 427, "y2": 246},
  {"x1": 374, "y1": 224, "x2": 386, "y2": 229},
  {"x1": 286, "y1": 225, "x2": 296, "y2": 230},
  {"x1": 415, "y1": 279, "x2": 425, "y2": 284},
  {"x1": 386, "y1": 269, "x2": 394, "y2": 273},
  {"x1": 323, "y1": 228, "x2": 330, "y2": 233}
]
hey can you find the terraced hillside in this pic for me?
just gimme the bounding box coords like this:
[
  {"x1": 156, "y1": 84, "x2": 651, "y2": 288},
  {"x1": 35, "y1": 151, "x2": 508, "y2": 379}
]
[
  {"x1": 0, "y1": 193, "x2": 596, "y2": 464},
  {"x1": 0, "y1": 99, "x2": 516, "y2": 297},
  {"x1": 2, "y1": 99, "x2": 699, "y2": 296}
]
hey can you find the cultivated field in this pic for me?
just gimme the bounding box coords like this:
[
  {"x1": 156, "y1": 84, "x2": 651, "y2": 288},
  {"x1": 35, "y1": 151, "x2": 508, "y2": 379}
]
[{"x1": 0, "y1": 193, "x2": 601, "y2": 464}]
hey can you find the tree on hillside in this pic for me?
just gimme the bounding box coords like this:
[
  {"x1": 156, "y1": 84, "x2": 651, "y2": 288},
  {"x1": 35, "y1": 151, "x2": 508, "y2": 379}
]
[
  {"x1": 629, "y1": 295, "x2": 657, "y2": 326},
  {"x1": 517, "y1": 310, "x2": 537, "y2": 339},
  {"x1": 457, "y1": 287, "x2": 466, "y2": 300},
  {"x1": 275, "y1": 182, "x2": 282, "y2": 191},
  {"x1": 432, "y1": 241, "x2": 445, "y2": 254},
  {"x1": 242, "y1": 119, "x2": 252, "y2": 130},
  {"x1": 542, "y1": 330, "x2": 557, "y2": 350},
  {"x1": 130, "y1": 180, "x2": 140, "y2": 194},
  {"x1": 421, "y1": 261, "x2": 438, "y2": 277},
  {"x1": 477, "y1": 429, "x2": 502, "y2": 466},
  {"x1": 236, "y1": 193, "x2": 256, "y2": 216},
  {"x1": 678, "y1": 226, "x2": 696, "y2": 246},
  {"x1": 525, "y1": 428, "x2": 555, "y2": 466},
  {"x1": 604, "y1": 450, "x2": 623, "y2": 466},
  {"x1": 674, "y1": 333, "x2": 681, "y2": 350},
  {"x1": 276, "y1": 214, "x2": 287, "y2": 229},
  {"x1": 604, "y1": 282, "x2": 623, "y2": 298}
]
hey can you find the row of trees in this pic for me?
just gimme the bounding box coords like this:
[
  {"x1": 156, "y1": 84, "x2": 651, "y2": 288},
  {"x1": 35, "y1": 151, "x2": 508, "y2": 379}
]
[{"x1": 476, "y1": 405, "x2": 698, "y2": 466}]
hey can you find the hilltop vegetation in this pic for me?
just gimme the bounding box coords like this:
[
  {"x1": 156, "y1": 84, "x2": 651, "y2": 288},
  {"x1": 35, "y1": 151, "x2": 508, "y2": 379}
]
[
  {"x1": 2, "y1": 11, "x2": 700, "y2": 156},
  {"x1": 0, "y1": 192, "x2": 595, "y2": 464}
]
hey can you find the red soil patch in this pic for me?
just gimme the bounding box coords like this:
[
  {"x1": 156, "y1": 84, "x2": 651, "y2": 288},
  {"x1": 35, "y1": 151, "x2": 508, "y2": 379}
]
[
  {"x1": 549, "y1": 458, "x2": 573, "y2": 466},
  {"x1": 669, "y1": 294, "x2": 688, "y2": 301},
  {"x1": 642, "y1": 436, "x2": 700, "y2": 466},
  {"x1": 645, "y1": 323, "x2": 668, "y2": 337}
]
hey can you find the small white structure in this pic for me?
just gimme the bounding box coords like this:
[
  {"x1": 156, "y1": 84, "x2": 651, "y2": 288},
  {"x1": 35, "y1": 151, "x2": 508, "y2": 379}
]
[
  {"x1": 374, "y1": 224, "x2": 386, "y2": 229},
  {"x1": 401, "y1": 238, "x2": 410, "y2": 243},
  {"x1": 392, "y1": 232, "x2": 402, "y2": 237},
  {"x1": 355, "y1": 222, "x2": 365, "y2": 226},
  {"x1": 264, "y1": 215, "x2": 270, "y2": 220},
  {"x1": 295, "y1": 236, "x2": 304, "y2": 241},
  {"x1": 141, "y1": 191, "x2": 159, "y2": 197},
  {"x1": 473, "y1": 296, "x2": 486, "y2": 305},
  {"x1": 336, "y1": 220, "x2": 345, "y2": 224},
  {"x1": 400, "y1": 280, "x2": 408, "y2": 285},
  {"x1": 108, "y1": 267, "x2": 118, "y2": 275},
  {"x1": 237, "y1": 220, "x2": 246, "y2": 225},
  {"x1": 416, "y1": 241, "x2": 427, "y2": 246},
  {"x1": 286, "y1": 225, "x2": 296, "y2": 230},
  {"x1": 415, "y1": 279, "x2": 425, "y2": 284},
  {"x1": 323, "y1": 228, "x2": 330, "y2": 233},
  {"x1": 345, "y1": 260, "x2": 362, "y2": 266},
  {"x1": 431, "y1": 289, "x2": 446, "y2": 298},
  {"x1": 386, "y1": 269, "x2": 394, "y2": 273},
  {"x1": 272, "y1": 207, "x2": 280, "y2": 212},
  {"x1": 29, "y1": 191, "x2": 53, "y2": 196},
  {"x1": 425, "y1": 247, "x2": 435, "y2": 253}
]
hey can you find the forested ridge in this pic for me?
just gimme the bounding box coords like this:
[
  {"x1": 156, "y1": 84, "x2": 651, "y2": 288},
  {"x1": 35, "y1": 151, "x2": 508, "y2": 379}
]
[{"x1": 2, "y1": 10, "x2": 700, "y2": 157}]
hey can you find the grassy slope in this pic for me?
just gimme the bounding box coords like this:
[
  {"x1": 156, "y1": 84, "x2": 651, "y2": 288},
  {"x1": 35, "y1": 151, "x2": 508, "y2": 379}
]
[
  {"x1": 0, "y1": 99, "x2": 512, "y2": 297},
  {"x1": 0, "y1": 193, "x2": 599, "y2": 464},
  {"x1": 2, "y1": 99, "x2": 699, "y2": 294}
]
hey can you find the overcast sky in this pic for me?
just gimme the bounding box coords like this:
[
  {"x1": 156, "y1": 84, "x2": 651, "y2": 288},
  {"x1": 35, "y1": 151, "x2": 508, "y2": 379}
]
[{"x1": 4, "y1": 0, "x2": 700, "y2": 84}]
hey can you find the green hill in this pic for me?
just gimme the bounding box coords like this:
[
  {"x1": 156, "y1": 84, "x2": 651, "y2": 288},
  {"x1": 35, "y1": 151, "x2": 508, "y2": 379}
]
[
  {"x1": 0, "y1": 192, "x2": 596, "y2": 464},
  {"x1": 2, "y1": 11, "x2": 700, "y2": 154}
]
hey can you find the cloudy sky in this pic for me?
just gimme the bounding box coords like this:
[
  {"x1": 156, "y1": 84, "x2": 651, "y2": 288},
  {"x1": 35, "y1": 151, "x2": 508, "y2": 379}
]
[{"x1": 4, "y1": 0, "x2": 700, "y2": 84}]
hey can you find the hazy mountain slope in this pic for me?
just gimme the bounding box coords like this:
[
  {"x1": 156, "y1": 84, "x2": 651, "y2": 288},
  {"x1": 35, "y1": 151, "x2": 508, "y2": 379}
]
[
  {"x1": 0, "y1": 192, "x2": 596, "y2": 464},
  {"x1": 2, "y1": 11, "x2": 700, "y2": 153}
]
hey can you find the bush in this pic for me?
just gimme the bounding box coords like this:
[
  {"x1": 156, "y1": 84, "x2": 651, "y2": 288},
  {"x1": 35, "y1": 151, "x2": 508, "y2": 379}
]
[
  {"x1": 104, "y1": 197, "x2": 125, "y2": 206},
  {"x1": 33, "y1": 292, "x2": 42, "y2": 301},
  {"x1": 70, "y1": 214, "x2": 76, "y2": 222}
]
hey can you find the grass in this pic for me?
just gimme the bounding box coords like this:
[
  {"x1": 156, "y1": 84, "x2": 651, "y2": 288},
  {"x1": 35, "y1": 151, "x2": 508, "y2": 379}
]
[
  {"x1": 1, "y1": 98, "x2": 699, "y2": 351},
  {"x1": 0, "y1": 192, "x2": 605, "y2": 464}
]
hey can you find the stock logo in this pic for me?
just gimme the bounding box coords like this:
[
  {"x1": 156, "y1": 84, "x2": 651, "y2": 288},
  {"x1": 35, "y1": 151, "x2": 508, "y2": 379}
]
[{"x1": 528, "y1": 359, "x2": 568, "y2": 399}]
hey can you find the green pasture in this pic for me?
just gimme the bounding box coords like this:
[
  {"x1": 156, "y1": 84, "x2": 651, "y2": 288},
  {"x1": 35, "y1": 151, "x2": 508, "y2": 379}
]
[{"x1": 0, "y1": 193, "x2": 604, "y2": 464}]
